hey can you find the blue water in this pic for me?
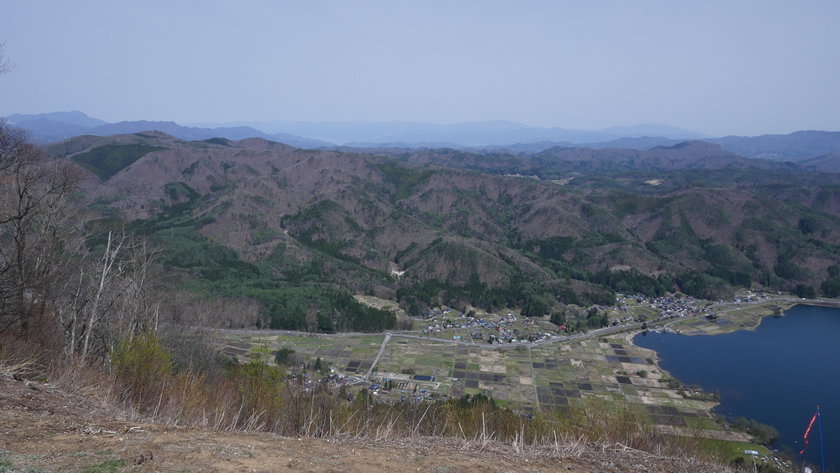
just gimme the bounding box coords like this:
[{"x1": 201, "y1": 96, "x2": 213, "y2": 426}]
[{"x1": 633, "y1": 305, "x2": 840, "y2": 471}]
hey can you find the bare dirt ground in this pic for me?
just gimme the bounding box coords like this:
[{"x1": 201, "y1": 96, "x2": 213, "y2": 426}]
[{"x1": 0, "y1": 371, "x2": 734, "y2": 472}]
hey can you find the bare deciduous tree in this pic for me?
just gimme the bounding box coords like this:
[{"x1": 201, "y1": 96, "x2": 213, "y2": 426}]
[
  {"x1": 61, "y1": 230, "x2": 162, "y2": 360},
  {"x1": 80, "y1": 230, "x2": 126, "y2": 359},
  {"x1": 0, "y1": 120, "x2": 162, "y2": 360},
  {"x1": 0, "y1": 42, "x2": 15, "y2": 76},
  {"x1": 115, "y1": 236, "x2": 162, "y2": 340},
  {"x1": 0, "y1": 121, "x2": 84, "y2": 336}
]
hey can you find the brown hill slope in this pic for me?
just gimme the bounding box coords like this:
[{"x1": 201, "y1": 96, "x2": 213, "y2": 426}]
[
  {"x1": 52, "y1": 132, "x2": 840, "y2": 309},
  {"x1": 534, "y1": 141, "x2": 806, "y2": 172}
]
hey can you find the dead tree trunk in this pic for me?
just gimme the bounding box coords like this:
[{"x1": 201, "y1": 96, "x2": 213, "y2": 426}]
[{"x1": 81, "y1": 231, "x2": 126, "y2": 360}]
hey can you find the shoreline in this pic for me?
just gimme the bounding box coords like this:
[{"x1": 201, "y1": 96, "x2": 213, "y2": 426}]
[
  {"x1": 655, "y1": 298, "x2": 840, "y2": 338},
  {"x1": 725, "y1": 298, "x2": 840, "y2": 330},
  {"x1": 624, "y1": 300, "x2": 840, "y2": 454},
  {"x1": 623, "y1": 299, "x2": 840, "y2": 384}
]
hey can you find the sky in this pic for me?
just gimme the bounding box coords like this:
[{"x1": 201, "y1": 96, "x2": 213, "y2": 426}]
[{"x1": 1, "y1": 1, "x2": 839, "y2": 137}]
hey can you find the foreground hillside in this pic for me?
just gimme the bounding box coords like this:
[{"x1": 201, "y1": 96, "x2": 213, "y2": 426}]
[
  {"x1": 0, "y1": 370, "x2": 734, "y2": 473},
  {"x1": 47, "y1": 131, "x2": 840, "y2": 331}
]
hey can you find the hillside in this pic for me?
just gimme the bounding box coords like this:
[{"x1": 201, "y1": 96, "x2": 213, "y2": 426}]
[
  {"x1": 47, "y1": 131, "x2": 840, "y2": 332},
  {"x1": 0, "y1": 370, "x2": 731, "y2": 473},
  {"x1": 395, "y1": 141, "x2": 810, "y2": 179},
  {"x1": 799, "y1": 152, "x2": 840, "y2": 173}
]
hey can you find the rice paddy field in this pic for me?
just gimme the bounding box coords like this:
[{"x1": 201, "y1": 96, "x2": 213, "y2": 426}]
[
  {"x1": 219, "y1": 328, "x2": 737, "y2": 441},
  {"x1": 216, "y1": 296, "x2": 816, "y2": 444}
]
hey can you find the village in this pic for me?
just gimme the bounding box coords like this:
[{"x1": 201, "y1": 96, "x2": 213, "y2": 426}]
[
  {"x1": 411, "y1": 292, "x2": 719, "y2": 345},
  {"x1": 324, "y1": 290, "x2": 808, "y2": 406},
  {"x1": 417, "y1": 308, "x2": 556, "y2": 344},
  {"x1": 211, "y1": 289, "x2": 820, "y2": 468},
  {"x1": 289, "y1": 293, "x2": 739, "y2": 404}
]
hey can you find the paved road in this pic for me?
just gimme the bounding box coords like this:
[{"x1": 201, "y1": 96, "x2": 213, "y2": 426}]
[
  {"x1": 216, "y1": 322, "x2": 664, "y2": 352},
  {"x1": 527, "y1": 345, "x2": 539, "y2": 410},
  {"x1": 388, "y1": 333, "x2": 473, "y2": 346},
  {"x1": 213, "y1": 298, "x2": 840, "y2": 368},
  {"x1": 365, "y1": 333, "x2": 391, "y2": 380}
]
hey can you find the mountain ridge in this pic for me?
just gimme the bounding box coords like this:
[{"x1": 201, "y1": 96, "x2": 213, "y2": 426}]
[
  {"x1": 7, "y1": 115, "x2": 334, "y2": 149},
  {"x1": 48, "y1": 131, "x2": 840, "y2": 318},
  {"x1": 5, "y1": 110, "x2": 108, "y2": 128},
  {"x1": 6, "y1": 111, "x2": 709, "y2": 146},
  {"x1": 9, "y1": 111, "x2": 840, "y2": 162},
  {"x1": 707, "y1": 130, "x2": 840, "y2": 161},
  {"x1": 184, "y1": 119, "x2": 711, "y2": 145}
]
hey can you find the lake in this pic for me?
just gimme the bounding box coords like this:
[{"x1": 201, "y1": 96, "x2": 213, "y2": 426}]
[{"x1": 633, "y1": 304, "x2": 839, "y2": 471}]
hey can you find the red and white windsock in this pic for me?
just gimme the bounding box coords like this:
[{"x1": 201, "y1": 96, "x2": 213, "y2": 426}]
[{"x1": 800, "y1": 410, "x2": 818, "y2": 455}]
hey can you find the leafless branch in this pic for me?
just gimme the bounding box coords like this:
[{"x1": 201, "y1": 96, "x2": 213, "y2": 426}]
[{"x1": 0, "y1": 42, "x2": 15, "y2": 76}]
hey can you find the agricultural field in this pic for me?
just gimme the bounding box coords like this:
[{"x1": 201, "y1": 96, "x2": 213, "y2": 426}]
[
  {"x1": 217, "y1": 325, "x2": 742, "y2": 442},
  {"x1": 215, "y1": 294, "x2": 828, "y2": 449},
  {"x1": 222, "y1": 333, "x2": 385, "y2": 376}
]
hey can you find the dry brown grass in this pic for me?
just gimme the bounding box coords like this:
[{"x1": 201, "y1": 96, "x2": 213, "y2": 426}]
[{"x1": 0, "y1": 331, "x2": 733, "y2": 469}]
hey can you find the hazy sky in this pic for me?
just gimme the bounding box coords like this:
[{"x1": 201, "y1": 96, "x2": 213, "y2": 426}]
[{"x1": 1, "y1": 1, "x2": 838, "y2": 136}]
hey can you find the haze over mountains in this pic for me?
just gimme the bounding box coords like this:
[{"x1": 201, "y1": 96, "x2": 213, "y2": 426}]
[
  {"x1": 6, "y1": 111, "x2": 840, "y2": 165},
  {"x1": 184, "y1": 119, "x2": 712, "y2": 146},
  {"x1": 4, "y1": 111, "x2": 334, "y2": 149},
  {"x1": 6, "y1": 111, "x2": 708, "y2": 147}
]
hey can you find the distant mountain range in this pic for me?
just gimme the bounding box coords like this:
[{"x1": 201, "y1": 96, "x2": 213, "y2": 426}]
[
  {"x1": 183, "y1": 119, "x2": 712, "y2": 146},
  {"x1": 706, "y1": 131, "x2": 840, "y2": 161},
  {"x1": 5, "y1": 111, "x2": 840, "y2": 162},
  {"x1": 4, "y1": 112, "x2": 333, "y2": 149},
  {"x1": 378, "y1": 141, "x2": 817, "y2": 178},
  {"x1": 4, "y1": 112, "x2": 710, "y2": 147}
]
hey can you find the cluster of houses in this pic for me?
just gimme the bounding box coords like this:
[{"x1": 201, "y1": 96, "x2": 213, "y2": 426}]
[
  {"x1": 489, "y1": 332, "x2": 556, "y2": 344},
  {"x1": 649, "y1": 297, "x2": 706, "y2": 318},
  {"x1": 616, "y1": 294, "x2": 707, "y2": 319},
  {"x1": 365, "y1": 378, "x2": 438, "y2": 404},
  {"x1": 419, "y1": 310, "x2": 559, "y2": 344},
  {"x1": 738, "y1": 292, "x2": 771, "y2": 303},
  {"x1": 419, "y1": 307, "x2": 476, "y2": 334},
  {"x1": 419, "y1": 306, "x2": 460, "y2": 319},
  {"x1": 486, "y1": 314, "x2": 554, "y2": 344},
  {"x1": 421, "y1": 312, "x2": 512, "y2": 335},
  {"x1": 290, "y1": 371, "x2": 350, "y2": 394}
]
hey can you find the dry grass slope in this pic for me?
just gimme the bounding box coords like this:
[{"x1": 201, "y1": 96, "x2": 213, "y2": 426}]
[{"x1": 0, "y1": 333, "x2": 743, "y2": 472}]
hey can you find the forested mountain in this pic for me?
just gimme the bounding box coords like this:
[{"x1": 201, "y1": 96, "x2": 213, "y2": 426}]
[
  {"x1": 477, "y1": 132, "x2": 840, "y2": 160},
  {"x1": 46, "y1": 131, "x2": 840, "y2": 332},
  {"x1": 387, "y1": 141, "x2": 811, "y2": 180},
  {"x1": 800, "y1": 153, "x2": 840, "y2": 173}
]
